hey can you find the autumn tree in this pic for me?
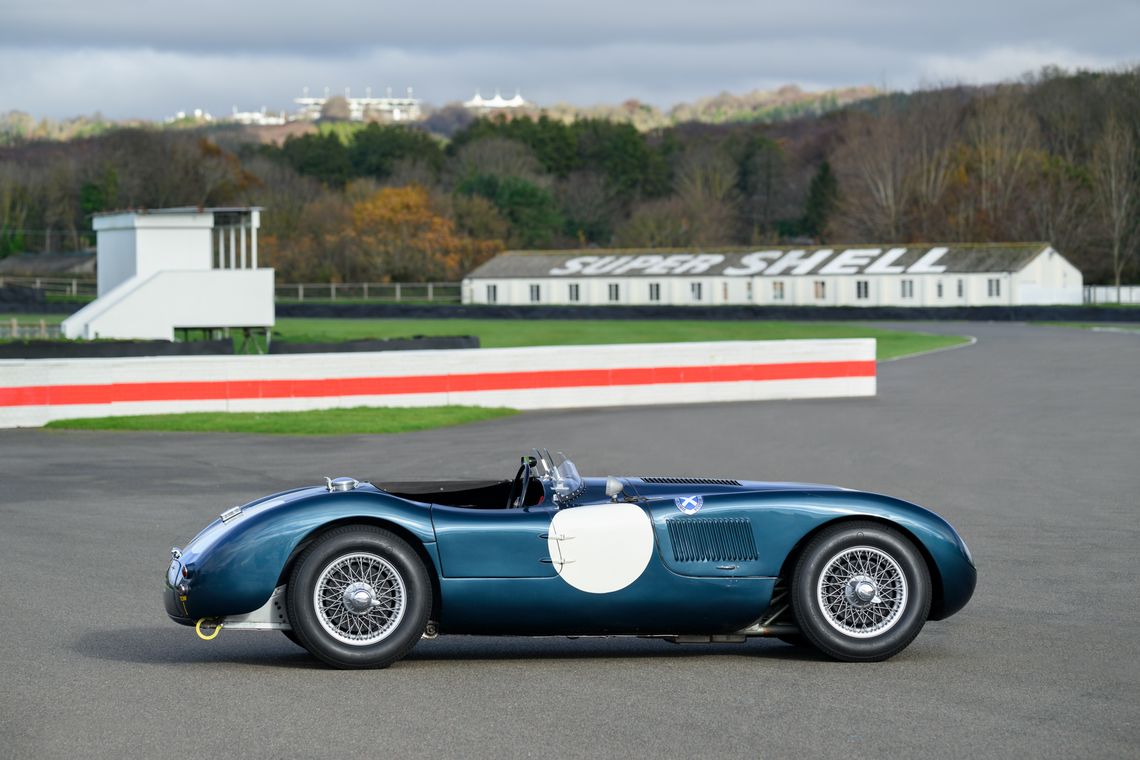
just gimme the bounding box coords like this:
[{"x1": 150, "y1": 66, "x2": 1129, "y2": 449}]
[{"x1": 351, "y1": 186, "x2": 502, "y2": 281}]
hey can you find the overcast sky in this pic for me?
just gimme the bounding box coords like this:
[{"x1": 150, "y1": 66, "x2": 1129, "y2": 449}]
[{"x1": 1, "y1": 1, "x2": 1136, "y2": 120}]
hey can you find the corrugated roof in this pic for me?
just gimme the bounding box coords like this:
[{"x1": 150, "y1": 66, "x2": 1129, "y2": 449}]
[{"x1": 465, "y1": 244, "x2": 1054, "y2": 279}]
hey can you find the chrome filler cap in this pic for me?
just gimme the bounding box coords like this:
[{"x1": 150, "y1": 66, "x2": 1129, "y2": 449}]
[{"x1": 326, "y1": 477, "x2": 359, "y2": 492}]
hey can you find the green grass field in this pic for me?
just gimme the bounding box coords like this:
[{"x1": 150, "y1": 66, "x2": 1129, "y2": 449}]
[
  {"x1": 271, "y1": 318, "x2": 969, "y2": 360},
  {"x1": 45, "y1": 406, "x2": 517, "y2": 435},
  {"x1": 4, "y1": 314, "x2": 969, "y2": 359}
]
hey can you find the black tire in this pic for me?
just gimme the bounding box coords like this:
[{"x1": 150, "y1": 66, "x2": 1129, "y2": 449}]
[
  {"x1": 282, "y1": 629, "x2": 304, "y2": 648},
  {"x1": 791, "y1": 521, "x2": 931, "y2": 662},
  {"x1": 287, "y1": 525, "x2": 431, "y2": 669}
]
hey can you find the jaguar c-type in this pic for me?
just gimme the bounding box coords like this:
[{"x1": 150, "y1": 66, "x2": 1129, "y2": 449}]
[{"x1": 164, "y1": 450, "x2": 976, "y2": 668}]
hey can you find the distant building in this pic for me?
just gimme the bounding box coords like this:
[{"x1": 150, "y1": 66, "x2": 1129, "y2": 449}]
[
  {"x1": 294, "y1": 86, "x2": 422, "y2": 122},
  {"x1": 229, "y1": 106, "x2": 287, "y2": 126},
  {"x1": 463, "y1": 244, "x2": 1083, "y2": 307},
  {"x1": 163, "y1": 108, "x2": 214, "y2": 124},
  {"x1": 62, "y1": 208, "x2": 274, "y2": 340},
  {"x1": 463, "y1": 89, "x2": 531, "y2": 113}
]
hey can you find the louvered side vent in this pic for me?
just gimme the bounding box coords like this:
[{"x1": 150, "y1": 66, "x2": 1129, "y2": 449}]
[
  {"x1": 641, "y1": 477, "x2": 742, "y2": 486},
  {"x1": 667, "y1": 518, "x2": 758, "y2": 562}
]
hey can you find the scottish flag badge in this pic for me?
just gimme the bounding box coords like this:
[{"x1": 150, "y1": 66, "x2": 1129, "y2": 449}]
[{"x1": 674, "y1": 495, "x2": 703, "y2": 515}]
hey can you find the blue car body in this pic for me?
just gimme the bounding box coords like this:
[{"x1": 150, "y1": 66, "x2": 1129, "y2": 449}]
[{"x1": 165, "y1": 470, "x2": 975, "y2": 639}]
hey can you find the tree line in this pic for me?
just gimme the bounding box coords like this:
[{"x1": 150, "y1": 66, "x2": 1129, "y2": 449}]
[{"x1": 0, "y1": 66, "x2": 1136, "y2": 285}]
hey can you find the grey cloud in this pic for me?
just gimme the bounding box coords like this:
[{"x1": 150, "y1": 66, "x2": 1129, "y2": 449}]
[
  {"x1": 0, "y1": 1, "x2": 1136, "y2": 119},
  {"x1": 4, "y1": 1, "x2": 1139, "y2": 55}
]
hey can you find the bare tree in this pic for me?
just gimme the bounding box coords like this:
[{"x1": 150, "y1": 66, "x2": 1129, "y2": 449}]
[
  {"x1": 614, "y1": 197, "x2": 693, "y2": 248},
  {"x1": 831, "y1": 108, "x2": 912, "y2": 240},
  {"x1": 907, "y1": 89, "x2": 962, "y2": 239},
  {"x1": 1091, "y1": 113, "x2": 1139, "y2": 292},
  {"x1": 556, "y1": 170, "x2": 617, "y2": 245},
  {"x1": 965, "y1": 88, "x2": 1040, "y2": 233},
  {"x1": 673, "y1": 143, "x2": 740, "y2": 244},
  {"x1": 448, "y1": 137, "x2": 546, "y2": 187}
]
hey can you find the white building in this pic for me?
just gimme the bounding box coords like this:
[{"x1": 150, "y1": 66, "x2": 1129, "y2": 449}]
[
  {"x1": 62, "y1": 208, "x2": 275, "y2": 341},
  {"x1": 294, "y1": 86, "x2": 422, "y2": 122},
  {"x1": 462, "y1": 244, "x2": 1083, "y2": 307},
  {"x1": 230, "y1": 106, "x2": 287, "y2": 126},
  {"x1": 463, "y1": 89, "x2": 530, "y2": 113}
]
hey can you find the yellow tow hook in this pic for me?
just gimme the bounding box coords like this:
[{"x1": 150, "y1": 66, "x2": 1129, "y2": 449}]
[{"x1": 195, "y1": 617, "x2": 224, "y2": 641}]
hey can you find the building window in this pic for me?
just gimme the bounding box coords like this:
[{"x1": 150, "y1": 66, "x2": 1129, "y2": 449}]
[
  {"x1": 568, "y1": 283, "x2": 580, "y2": 302},
  {"x1": 988, "y1": 278, "x2": 1001, "y2": 298},
  {"x1": 937, "y1": 281, "x2": 944, "y2": 299},
  {"x1": 486, "y1": 284, "x2": 497, "y2": 304},
  {"x1": 856, "y1": 280, "x2": 869, "y2": 300},
  {"x1": 814, "y1": 281, "x2": 826, "y2": 300},
  {"x1": 957, "y1": 279, "x2": 964, "y2": 298},
  {"x1": 901, "y1": 279, "x2": 914, "y2": 299},
  {"x1": 772, "y1": 281, "x2": 785, "y2": 301},
  {"x1": 648, "y1": 282, "x2": 660, "y2": 302},
  {"x1": 691, "y1": 282, "x2": 702, "y2": 301},
  {"x1": 529, "y1": 284, "x2": 541, "y2": 303},
  {"x1": 608, "y1": 283, "x2": 620, "y2": 302}
]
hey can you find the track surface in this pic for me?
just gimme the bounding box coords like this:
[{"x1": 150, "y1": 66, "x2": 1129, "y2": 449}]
[{"x1": 1, "y1": 323, "x2": 1137, "y2": 759}]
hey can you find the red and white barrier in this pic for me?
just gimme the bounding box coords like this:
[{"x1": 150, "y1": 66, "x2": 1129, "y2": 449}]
[{"x1": 0, "y1": 339, "x2": 876, "y2": 428}]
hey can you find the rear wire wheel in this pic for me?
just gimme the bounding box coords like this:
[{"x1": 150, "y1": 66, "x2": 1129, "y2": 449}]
[
  {"x1": 791, "y1": 521, "x2": 930, "y2": 662},
  {"x1": 287, "y1": 525, "x2": 431, "y2": 669}
]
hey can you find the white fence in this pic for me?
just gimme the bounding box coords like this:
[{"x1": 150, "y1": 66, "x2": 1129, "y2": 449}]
[
  {"x1": 1084, "y1": 285, "x2": 1140, "y2": 305},
  {"x1": 0, "y1": 276, "x2": 96, "y2": 298},
  {"x1": 0, "y1": 339, "x2": 876, "y2": 428},
  {"x1": 0, "y1": 317, "x2": 61, "y2": 339},
  {"x1": 0, "y1": 277, "x2": 461, "y2": 304},
  {"x1": 275, "y1": 282, "x2": 460, "y2": 302}
]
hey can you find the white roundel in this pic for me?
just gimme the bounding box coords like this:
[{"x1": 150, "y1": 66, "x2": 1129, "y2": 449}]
[{"x1": 548, "y1": 503, "x2": 654, "y2": 594}]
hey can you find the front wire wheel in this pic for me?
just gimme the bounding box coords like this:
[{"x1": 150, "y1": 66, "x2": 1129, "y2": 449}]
[
  {"x1": 792, "y1": 521, "x2": 930, "y2": 662},
  {"x1": 817, "y1": 547, "x2": 908, "y2": 638},
  {"x1": 287, "y1": 526, "x2": 431, "y2": 669}
]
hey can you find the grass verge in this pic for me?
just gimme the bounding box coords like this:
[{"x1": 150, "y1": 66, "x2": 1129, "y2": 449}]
[
  {"x1": 2, "y1": 315, "x2": 968, "y2": 359},
  {"x1": 272, "y1": 318, "x2": 968, "y2": 360},
  {"x1": 45, "y1": 405, "x2": 517, "y2": 436}
]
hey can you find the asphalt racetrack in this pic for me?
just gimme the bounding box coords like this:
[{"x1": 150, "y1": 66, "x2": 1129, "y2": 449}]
[{"x1": 1, "y1": 323, "x2": 1137, "y2": 759}]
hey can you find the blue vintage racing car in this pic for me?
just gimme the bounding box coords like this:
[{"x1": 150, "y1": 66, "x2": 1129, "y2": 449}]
[{"x1": 164, "y1": 450, "x2": 976, "y2": 668}]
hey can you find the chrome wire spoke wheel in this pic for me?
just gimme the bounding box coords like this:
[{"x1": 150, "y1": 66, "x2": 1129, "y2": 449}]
[
  {"x1": 313, "y1": 552, "x2": 407, "y2": 646},
  {"x1": 816, "y1": 546, "x2": 908, "y2": 639}
]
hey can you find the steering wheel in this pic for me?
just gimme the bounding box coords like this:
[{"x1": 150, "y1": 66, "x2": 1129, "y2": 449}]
[{"x1": 506, "y1": 456, "x2": 534, "y2": 508}]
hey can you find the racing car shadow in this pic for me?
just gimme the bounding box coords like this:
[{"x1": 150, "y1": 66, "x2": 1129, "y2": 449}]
[
  {"x1": 73, "y1": 626, "x2": 327, "y2": 669},
  {"x1": 74, "y1": 626, "x2": 834, "y2": 667},
  {"x1": 407, "y1": 636, "x2": 833, "y2": 663}
]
